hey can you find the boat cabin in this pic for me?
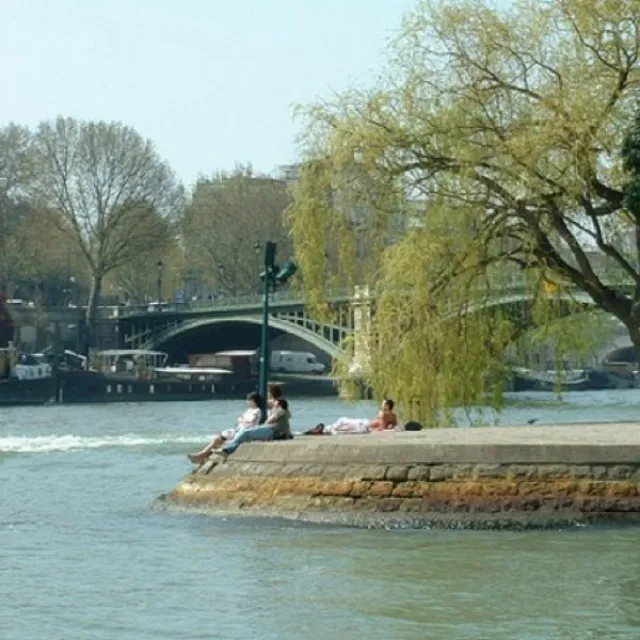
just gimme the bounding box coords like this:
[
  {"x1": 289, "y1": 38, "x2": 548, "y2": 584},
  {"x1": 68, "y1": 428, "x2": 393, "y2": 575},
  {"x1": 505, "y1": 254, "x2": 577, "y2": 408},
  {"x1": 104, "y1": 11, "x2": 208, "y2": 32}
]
[
  {"x1": 89, "y1": 349, "x2": 168, "y2": 377},
  {"x1": 189, "y1": 350, "x2": 258, "y2": 380},
  {"x1": 0, "y1": 344, "x2": 52, "y2": 380}
]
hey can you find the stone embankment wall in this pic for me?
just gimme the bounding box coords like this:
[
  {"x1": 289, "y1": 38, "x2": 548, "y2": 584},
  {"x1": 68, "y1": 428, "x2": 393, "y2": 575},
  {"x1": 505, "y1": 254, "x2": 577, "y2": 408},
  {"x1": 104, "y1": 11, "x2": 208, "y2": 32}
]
[{"x1": 164, "y1": 425, "x2": 640, "y2": 529}]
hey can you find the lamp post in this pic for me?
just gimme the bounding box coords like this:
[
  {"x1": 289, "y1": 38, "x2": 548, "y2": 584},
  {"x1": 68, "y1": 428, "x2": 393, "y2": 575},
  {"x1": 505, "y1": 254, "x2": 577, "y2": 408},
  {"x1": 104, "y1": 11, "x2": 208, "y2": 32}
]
[
  {"x1": 258, "y1": 242, "x2": 276, "y2": 409},
  {"x1": 156, "y1": 259, "x2": 163, "y2": 303},
  {"x1": 254, "y1": 241, "x2": 261, "y2": 294},
  {"x1": 257, "y1": 242, "x2": 297, "y2": 413},
  {"x1": 216, "y1": 263, "x2": 225, "y2": 298}
]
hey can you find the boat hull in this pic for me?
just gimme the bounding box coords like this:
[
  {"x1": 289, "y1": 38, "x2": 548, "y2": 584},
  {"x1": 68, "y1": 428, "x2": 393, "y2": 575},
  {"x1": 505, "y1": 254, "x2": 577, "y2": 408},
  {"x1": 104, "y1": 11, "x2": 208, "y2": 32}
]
[
  {"x1": 56, "y1": 370, "x2": 240, "y2": 403},
  {"x1": 511, "y1": 369, "x2": 624, "y2": 392},
  {"x1": 54, "y1": 370, "x2": 339, "y2": 404},
  {"x1": 0, "y1": 376, "x2": 56, "y2": 406}
]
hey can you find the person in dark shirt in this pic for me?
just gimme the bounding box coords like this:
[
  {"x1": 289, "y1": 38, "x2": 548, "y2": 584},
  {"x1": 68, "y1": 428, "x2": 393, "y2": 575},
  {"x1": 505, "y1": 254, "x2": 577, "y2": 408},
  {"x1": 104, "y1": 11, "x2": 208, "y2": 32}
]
[{"x1": 221, "y1": 398, "x2": 292, "y2": 455}]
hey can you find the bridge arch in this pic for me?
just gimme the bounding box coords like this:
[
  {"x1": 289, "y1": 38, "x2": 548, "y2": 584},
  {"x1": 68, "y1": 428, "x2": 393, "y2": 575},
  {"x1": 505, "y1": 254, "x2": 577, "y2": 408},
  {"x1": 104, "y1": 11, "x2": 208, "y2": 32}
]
[
  {"x1": 146, "y1": 315, "x2": 342, "y2": 360},
  {"x1": 462, "y1": 290, "x2": 598, "y2": 317}
]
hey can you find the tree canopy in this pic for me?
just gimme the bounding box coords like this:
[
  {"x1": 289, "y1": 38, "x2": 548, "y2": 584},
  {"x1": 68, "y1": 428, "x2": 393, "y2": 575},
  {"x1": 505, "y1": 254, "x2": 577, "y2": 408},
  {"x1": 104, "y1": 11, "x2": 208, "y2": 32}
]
[
  {"x1": 30, "y1": 117, "x2": 184, "y2": 338},
  {"x1": 287, "y1": 0, "x2": 640, "y2": 424},
  {"x1": 182, "y1": 166, "x2": 291, "y2": 296}
]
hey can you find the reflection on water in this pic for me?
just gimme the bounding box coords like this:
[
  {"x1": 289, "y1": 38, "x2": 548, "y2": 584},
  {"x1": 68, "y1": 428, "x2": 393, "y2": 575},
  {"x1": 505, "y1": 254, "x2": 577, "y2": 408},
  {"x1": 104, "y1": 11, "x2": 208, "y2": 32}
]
[{"x1": 0, "y1": 396, "x2": 639, "y2": 639}]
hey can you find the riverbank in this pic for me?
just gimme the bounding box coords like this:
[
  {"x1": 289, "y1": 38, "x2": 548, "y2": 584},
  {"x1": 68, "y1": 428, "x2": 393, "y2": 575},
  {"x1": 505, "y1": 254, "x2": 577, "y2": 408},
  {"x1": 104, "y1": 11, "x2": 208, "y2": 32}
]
[{"x1": 162, "y1": 423, "x2": 640, "y2": 529}]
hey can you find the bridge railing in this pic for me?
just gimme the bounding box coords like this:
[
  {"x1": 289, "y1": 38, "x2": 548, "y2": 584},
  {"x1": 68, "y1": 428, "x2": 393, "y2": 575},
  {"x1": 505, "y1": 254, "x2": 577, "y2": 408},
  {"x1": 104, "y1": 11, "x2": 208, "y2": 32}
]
[
  {"x1": 30, "y1": 269, "x2": 636, "y2": 319},
  {"x1": 115, "y1": 286, "x2": 353, "y2": 318}
]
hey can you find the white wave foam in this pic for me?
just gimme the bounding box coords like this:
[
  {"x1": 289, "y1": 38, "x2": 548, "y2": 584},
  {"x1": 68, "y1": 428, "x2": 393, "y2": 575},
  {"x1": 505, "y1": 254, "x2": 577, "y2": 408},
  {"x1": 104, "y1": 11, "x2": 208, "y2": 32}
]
[{"x1": 0, "y1": 433, "x2": 204, "y2": 453}]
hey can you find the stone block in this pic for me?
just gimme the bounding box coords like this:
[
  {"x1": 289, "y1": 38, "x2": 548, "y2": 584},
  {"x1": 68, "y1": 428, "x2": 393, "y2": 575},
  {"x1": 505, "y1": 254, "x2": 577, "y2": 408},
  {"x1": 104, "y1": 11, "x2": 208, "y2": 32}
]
[
  {"x1": 407, "y1": 465, "x2": 430, "y2": 481},
  {"x1": 278, "y1": 464, "x2": 304, "y2": 477},
  {"x1": 411, "y1": 482, "x2": 432, "y2": 497},
  {"x1": 506, "y1": 465, "x2": 538, "y2": 481},
  {"x1": 522, "y1": 498, "x2": 541, "y2": 511},
  {"x1": 391, "y1": 482, "x2": 417, "y2": 498},
  {"x1": 419, "y1": 497, "x2": 452, "y2": 512},
  {"x1": 517, "y1": 482, "x2": 540, "y2": 496},
  {"x1": 359, "y1": 466, "x2": 388, "y2": 481},
  {"x1": 350, "y1": 481, "x2": 372, "y2": 497},
  {"x1": 578, "y1": 480, "x2": 608, "y2": 496},
  {"x1": 537, "y1": 465, "x2": 571, "y2": 480},
  {"x1": 607, "y1": 465, "x2": 636, "y2": 480},
  {"x1": 296, "y1": 464, "x2": 326, "y2": 477},
  {"x1": 241, "y1": 463, "x2": 273, "y2": 477},
  {"x1": 229, "y1": 462, "x2": 257, "y2": 476},
  {"x1": 270, "y1": 494, "x2": 313, "y2": 512},
  {"x1": 568, "y1": 465, "x2": 592, "y2": 479},
  {"x1": 452, "y1": 464, "x2": 474, "y2": 479},
  {"x1": 385, "y1": 466, "x2": 409, "y2": 482},
  {"x1": 341, "y1": 466, "x2": 372, "y2": 481},
  {"x1": 429, "y1": 465, "x2": 454, "y2": 481},
  {"x1": 473, "y1": 480, "x2": 519, "y2": 497},
  {"x1": 578, "y1": 497, "x2": 604, "y2": 512},
  {"x1": 368, "y1": 481, "x2": 394, "y2": 497},
  {"x1": 353, "y1": 497, "x2": 380, "y2": 511},
  {"x1": 605, "y1": 483, "x2": 637, "y2": 498},
  {"x1": 378, "y1": 498, "x2": 402, "y2": 512},
  {"x1": 291, "y1": 478, "x2": 325, "y2": 495},
  {"x1": 308, "y1": 496, "x2": 338, "y2": 510},
  {"x1": 319, "y1": 465, "x2": 350, "y2": 479},
  {"x1": 225, "y1": 477, "x2": 254, "y2": 493},
  {"x1": 601, "y1": 498, "x2": 634, "y2": 512},
  {"x1": 397, "y1": 498, "x2": 423, "y2": 513},
  {"x1": 307, "y1": 496, "x2": 354, "y2": 511},
  {"x1": 472, "y1": 464, "x2": 506, "y2": 479},
  {"x1": 590, "y1": 466, "x2": 608, "y2": 480},
  {"x1": 317, "y1": 481, "x2": 354, "y2": 497},
  {"x1": 271, "y1": 479, "x2": 300, "y2": 495},
  {"x1": 197, "y1": 459, "x2": 218, "y2": 475}
]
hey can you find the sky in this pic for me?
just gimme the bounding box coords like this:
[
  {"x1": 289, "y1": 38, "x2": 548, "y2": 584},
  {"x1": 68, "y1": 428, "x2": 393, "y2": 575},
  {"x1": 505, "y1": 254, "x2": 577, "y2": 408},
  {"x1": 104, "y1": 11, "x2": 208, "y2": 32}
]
[{"x1": 0, "y1": 0, "x2": 417, "y2": 186}]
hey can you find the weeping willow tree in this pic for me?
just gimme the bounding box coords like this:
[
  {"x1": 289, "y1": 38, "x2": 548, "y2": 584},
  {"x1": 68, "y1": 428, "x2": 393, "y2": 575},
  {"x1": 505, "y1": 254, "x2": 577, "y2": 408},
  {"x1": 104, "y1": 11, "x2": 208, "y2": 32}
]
[{"x1": 287, "y1": 0, "x2": 640, "y2": 425}]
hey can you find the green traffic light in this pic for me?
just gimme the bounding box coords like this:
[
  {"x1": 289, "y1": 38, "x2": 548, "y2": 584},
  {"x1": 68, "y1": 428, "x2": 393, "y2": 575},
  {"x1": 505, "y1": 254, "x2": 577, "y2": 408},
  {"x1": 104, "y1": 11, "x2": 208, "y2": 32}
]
[{"x1": 275, "y1": 260, "x2": 298, "y2": 283}]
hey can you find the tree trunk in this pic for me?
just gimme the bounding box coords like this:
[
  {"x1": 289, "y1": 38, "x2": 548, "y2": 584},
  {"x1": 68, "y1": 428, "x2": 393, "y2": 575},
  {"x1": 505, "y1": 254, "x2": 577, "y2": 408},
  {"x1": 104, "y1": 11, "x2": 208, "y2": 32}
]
[
  {"x1": 626, "y1": 322, "x2": 640, "y2": 369},
  {"x1": 83, "y1": 274, "x2": 103, "y2": 356},
  {"x1": 620, "y1": 300, "x2": 640, "y2": 369}
]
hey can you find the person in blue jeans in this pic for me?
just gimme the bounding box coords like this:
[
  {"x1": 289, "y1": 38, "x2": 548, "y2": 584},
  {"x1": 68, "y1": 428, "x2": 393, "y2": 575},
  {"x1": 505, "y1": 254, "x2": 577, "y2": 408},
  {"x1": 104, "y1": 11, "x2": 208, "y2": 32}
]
[{"x1": 222, "y1": 398, "x2": 291, "y2": 455}]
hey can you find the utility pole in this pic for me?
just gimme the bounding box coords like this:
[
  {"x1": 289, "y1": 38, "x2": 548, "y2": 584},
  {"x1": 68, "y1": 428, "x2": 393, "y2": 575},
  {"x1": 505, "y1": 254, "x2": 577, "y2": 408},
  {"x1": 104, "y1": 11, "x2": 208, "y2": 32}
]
[
  {"x1": 156, "y1": 259, "x2": 163, "y2": 303},
  {"x1": 257, "y1": 242, "x2": 297, "y2": 418}
]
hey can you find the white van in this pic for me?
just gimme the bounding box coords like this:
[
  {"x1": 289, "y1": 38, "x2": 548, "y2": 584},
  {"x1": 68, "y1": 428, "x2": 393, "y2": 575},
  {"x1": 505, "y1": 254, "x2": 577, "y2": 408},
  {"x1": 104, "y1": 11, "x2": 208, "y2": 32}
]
[{"x1": 270, "y1": 350, "x2": 326, "y2": 375}]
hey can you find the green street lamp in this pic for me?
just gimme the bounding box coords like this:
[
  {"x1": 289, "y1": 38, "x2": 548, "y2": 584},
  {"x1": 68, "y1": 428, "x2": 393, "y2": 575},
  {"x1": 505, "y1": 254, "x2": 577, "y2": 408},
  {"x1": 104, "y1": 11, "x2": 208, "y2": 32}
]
[
  {"x1": 156, "y1": 259, "x2": 164, "y2": 303},
  {"x1": 257, "y1": 241, "x2": 297, "y2": 416}
]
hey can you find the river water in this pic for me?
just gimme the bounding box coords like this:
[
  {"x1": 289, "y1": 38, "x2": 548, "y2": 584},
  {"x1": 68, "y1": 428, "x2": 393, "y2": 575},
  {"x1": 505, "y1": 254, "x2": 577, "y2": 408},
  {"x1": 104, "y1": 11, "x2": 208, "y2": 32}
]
[{"x1": 2, "y1": 392, "x2": 640, "y2": 640}]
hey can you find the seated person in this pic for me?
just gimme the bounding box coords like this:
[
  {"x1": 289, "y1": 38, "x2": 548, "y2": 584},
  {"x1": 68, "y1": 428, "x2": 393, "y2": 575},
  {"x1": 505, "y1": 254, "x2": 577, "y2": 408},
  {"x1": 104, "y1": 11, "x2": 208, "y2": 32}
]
[
  {"x1": 221, "y1": 398, "x2": 292, "y2": 456},
  {"x1": 305, "y1": 399, "x2": 398, "y2": 435},
  {"x1": 188, "y1": 392, "x2": 263, "y2": 464}
]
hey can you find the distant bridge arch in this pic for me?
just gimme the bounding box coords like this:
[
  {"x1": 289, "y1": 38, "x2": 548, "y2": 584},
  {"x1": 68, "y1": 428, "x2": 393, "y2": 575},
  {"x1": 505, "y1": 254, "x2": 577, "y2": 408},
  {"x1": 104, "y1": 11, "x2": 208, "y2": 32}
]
[
  {"x1": 144, "y1": 315, "x2": 343, "y2": 360},
  {"x1": 461, "y1": 289, "x2": 599, "y2": 318}
]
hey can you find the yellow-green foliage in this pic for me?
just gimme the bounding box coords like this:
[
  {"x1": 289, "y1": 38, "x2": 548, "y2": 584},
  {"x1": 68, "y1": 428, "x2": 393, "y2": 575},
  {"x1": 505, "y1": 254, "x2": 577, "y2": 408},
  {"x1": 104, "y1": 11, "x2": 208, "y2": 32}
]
[{"x1": 287, "y1": 0, "x2": 640, "y2": 425}]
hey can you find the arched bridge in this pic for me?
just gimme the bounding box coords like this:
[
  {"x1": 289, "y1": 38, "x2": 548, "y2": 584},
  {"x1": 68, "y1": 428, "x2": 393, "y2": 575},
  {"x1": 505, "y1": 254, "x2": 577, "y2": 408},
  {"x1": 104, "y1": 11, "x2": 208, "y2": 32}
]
[
  {"x1": 116, "y1": 288, "x2": 355, "y2": 362},
  {"x1": 112, "y1": 280, "x2": 634, "y2": 362}
]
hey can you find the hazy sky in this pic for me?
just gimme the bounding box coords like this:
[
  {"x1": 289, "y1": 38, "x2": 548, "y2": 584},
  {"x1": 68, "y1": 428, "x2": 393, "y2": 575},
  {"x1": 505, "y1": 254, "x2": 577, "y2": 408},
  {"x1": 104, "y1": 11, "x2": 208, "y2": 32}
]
[{"x1": 0, "y1": 0, "x2": 417, "y2": 186}]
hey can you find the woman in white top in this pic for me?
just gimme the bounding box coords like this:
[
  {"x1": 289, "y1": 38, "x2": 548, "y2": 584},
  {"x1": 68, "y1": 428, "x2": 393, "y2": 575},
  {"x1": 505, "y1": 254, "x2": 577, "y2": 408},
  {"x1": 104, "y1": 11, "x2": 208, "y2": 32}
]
[{"x1": 188, "y1": 392, "x2": 263, "y2": 464}]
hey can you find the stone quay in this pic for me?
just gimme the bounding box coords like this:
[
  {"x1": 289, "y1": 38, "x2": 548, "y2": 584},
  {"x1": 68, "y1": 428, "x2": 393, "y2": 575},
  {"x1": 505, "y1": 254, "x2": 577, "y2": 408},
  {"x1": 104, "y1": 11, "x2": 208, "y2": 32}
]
[{"x1": 161, "y1": 423, "x2": 640, "y2": 529}]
